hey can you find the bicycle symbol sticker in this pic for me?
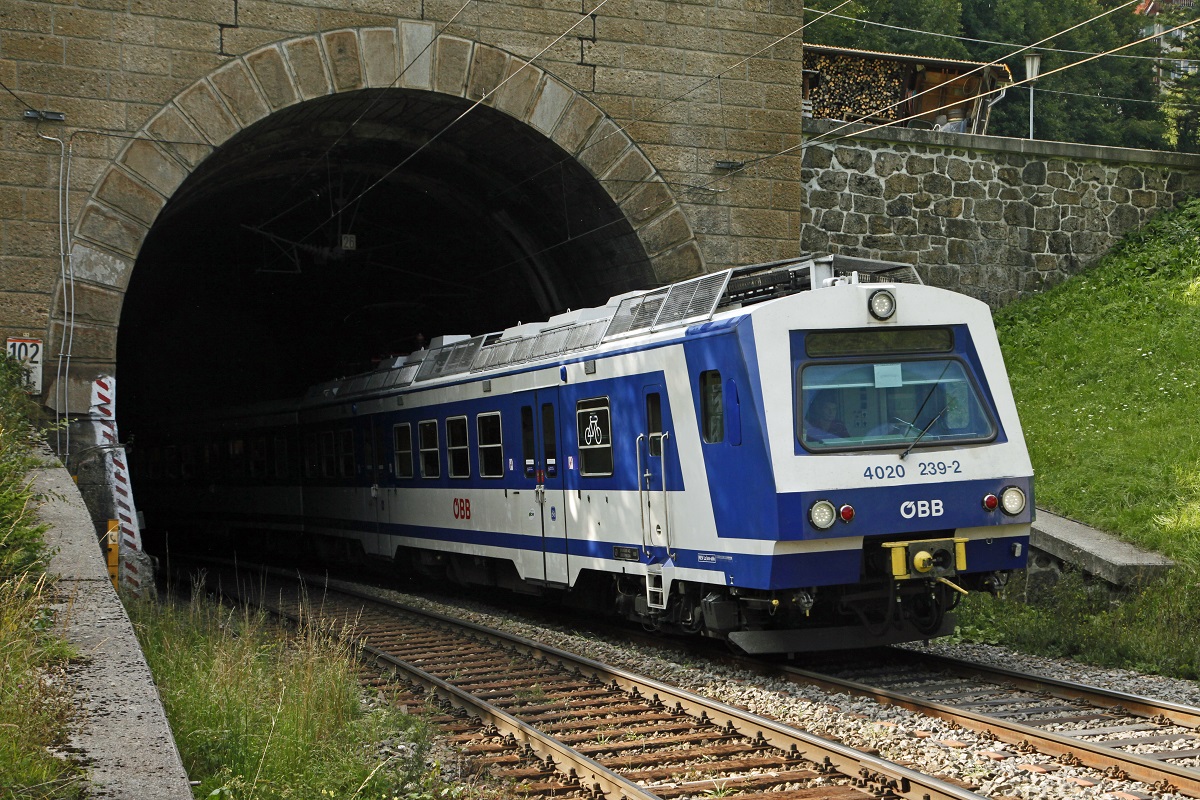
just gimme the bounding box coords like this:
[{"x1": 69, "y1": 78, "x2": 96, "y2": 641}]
[{"x1": 583, "y1": 413, "x2": 603, "y2": 445}]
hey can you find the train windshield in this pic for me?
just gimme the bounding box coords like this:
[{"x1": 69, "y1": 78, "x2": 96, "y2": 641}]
[{"x1": 798, "y1": 359, "x2": 996, "y2": 452}]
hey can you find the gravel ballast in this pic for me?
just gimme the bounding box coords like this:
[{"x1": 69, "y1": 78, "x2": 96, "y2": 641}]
[{"x1": 340, "y1": 580, "x2": 1198, "y2": 800}]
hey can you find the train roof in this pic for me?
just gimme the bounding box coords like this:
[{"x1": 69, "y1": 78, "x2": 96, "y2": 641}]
[{"x1": 304, "y1": 254, "x2": 922, "y2": 405}]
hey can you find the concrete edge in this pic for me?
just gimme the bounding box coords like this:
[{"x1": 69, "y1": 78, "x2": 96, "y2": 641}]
[
  {"x1": 1030, "y1": 506, "x2": 1174, "y2": 588},
  {"x1": 32, "y1": 457, "x2": 193, "y2": 800}
]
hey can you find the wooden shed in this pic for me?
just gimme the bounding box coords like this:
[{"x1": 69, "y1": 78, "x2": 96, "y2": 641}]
[{"x1": 803, "y1": 44, "x2": 1013, "y2": 135}]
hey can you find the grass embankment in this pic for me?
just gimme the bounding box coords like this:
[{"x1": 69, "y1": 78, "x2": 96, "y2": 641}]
[
  {"x1": 957, "y1": 196, "x2": 1200, "y2": 676},
  {"x1": 127, "y1": 589, "x2": 469, "y2": 799},
  {"x1": 0, "y1": 355, "x2": 84, "y2": 798}
]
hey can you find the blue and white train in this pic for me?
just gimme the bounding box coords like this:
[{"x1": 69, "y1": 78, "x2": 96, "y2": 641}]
[{"x1": 137, "y1": 255, "x2": 1034, "y2": 652}]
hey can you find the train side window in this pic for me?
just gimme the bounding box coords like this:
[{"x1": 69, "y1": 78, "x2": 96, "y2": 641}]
[
  {"x1": 273, "y1": 435, "x2": 289, "y2": 478},
  {"x1": 447, "y1": 416, "x2": 470, "y2": 478},
  {"x1": 646, "y1": 392, "x2": 663, "y2": 457},
  {"x1": 477, "y1": 412, "x2": 504, "y2": 478},
  {"x1": 206, "y1": 441, "x2": 221, "y2": 476},
  {"x1": 320, "y1": 431, "x2": 336, "y2": 477},
  {"x1": 521, "y1": 406, "x2": 535, "y2": 478},
  {"x1": 303, "y1": 434, "x2": 319, "y2": 478},
  {"x1": 541, "y1": 403, "x2": 558, "y2": 477},
  {"x1": 337, "y1": 429, "x2": 355, "y2": 477},
  {"x1": 250, "y1": 436, "x2": 267, "y2": 478},
  {"x1": 418, "y1": 420, "x2": 440, "y2": 478},
  {"x1": 229, "y1": 438, "x2": 246, "y2": 478},
  {"x1": 726, "y1": 378, "x2": 742, "y2": 446},
  {"x1": 181, "y1": 445, "x2": 197, "y2": 480},
  {"x1": 393, "y1": 423, "x2": 414, "y2": 479},
  {"x1": 577, "y1": 398, "x2": 613, "y2": 476},
  {"x1": 700, "y1": 370, "x2": 724, "y2": 443}
]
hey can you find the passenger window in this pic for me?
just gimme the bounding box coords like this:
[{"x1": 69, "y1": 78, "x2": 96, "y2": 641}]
[
  {"x1": 541, "y1": 403, "x2": 557, "y2": 477},
  {"x1": 273, "y1": 435, "x2": 288, "y2": 478},
  {"x1": 250, "y1": 437, "x2": 267, "y2": 478},
  {"x1": 700, "y1": 370, "x2": 724, "y2": 443},
  {"x1": 646, "y1": 392, "x2": 663, "y2": 457},
  {"x1": 477, "y1": 413, "x2": 504, "y2": 478},
  {"x1": 447, "y1": 416, "x2": 470, "y2": 478},
  {"x1": 303, "y1": 434, "x2": 319, "y2": 478},
  {"x1": 418, "y1": 420, "x2": 440, "y2": 478},
  {"x1": 577, "y1": 398, "x2": 613, "y2": 476},
  {"x1": 393, "y1": 423, "x2": 414, "y2": 478},
  {"x1": 229, "y1": 437, "x2": 246, "y2": 478},
  {"x1": 320, "y1": 431, "x2": 336, "y2": 477},
  {"x1": 337, "y1": 429, "x2": 355, "y2": 477},
  {"x1": 521, "y1": 406, "x2": 535, "y2": 478}
]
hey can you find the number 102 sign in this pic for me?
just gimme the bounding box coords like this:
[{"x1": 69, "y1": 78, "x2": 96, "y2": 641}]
[{"x1": 6, "y1": 338, "x2": 43, "y2": 393}]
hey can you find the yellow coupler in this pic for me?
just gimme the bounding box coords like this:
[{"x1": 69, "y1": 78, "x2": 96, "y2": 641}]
[{"x1": 882, "y1": 538, "x2": 970, "y2": 595}]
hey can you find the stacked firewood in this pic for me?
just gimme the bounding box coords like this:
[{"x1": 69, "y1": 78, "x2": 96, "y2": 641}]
[{"x1": 805, "y1": 53, "x2": 910, "y2": 122}]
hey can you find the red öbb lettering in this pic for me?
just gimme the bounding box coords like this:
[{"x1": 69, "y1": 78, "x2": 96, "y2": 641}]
[{"x1": 453, "y1": 498, "x2": 471, "y2": 519}]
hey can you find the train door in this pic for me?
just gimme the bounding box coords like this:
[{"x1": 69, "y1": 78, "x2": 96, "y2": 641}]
[
  {"x1": 640, "y1": 385, "x2": 672, "y2": 563},
  {"x1": 363, "y1": 417, "x2": 386, "y2": 557},
  {"x1": 521, "y1": 389, "x2": 569, "y2": 584}
]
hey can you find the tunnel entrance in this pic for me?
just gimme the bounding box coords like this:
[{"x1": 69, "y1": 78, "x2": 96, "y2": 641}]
[{"x1": 116, "y1": 88, "x2": 655, "y2": 424}]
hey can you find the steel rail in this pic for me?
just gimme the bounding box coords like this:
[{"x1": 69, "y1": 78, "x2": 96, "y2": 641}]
[
  {"x1": 324, "y1": 580, "x2": 990, "y2": 800},
  {"x1": 772, "y1": 658, "x2": 1200, "y2": 798},
  {"x1": 906, "y1": 650, "x2": 1200, "y2": 729},
  {"x1": 232, "y1": 579, "x2": 659, "y2": 800},
  {"x1": 358, "y1": 644, "x2": 658, "y2": 800}
]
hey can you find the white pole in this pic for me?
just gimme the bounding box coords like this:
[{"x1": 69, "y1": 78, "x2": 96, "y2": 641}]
[{"x1": 1024, "y1": 53, "x2": 1041, "y2": 140}]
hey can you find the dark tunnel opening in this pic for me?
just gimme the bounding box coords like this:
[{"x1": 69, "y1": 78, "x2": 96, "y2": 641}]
[{"x1": 116, "y1": 88, "x2": 656, "y2": 429}]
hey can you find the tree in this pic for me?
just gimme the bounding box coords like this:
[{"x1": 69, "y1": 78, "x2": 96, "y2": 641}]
[
  {"x1": 805, "y1": 0, "x2": 970, "y2": 59},
  {"x1": 959, "y1": 0, "x2": 1167, "y2": 148},
  {"x1": 805, "y1": 0, "x2": 1170, "y2": 149},
  {"x1": 1157, "y1": 5, "x2": 1200, "y2": 152}
]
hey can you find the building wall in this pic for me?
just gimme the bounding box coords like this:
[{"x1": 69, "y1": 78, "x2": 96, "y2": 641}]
[
  {"x1": 0, "y1": 0, "x2": 807, "y2": 399},
  {"x1": 801, "y1": 119, "x2": 1200, "y2": 306}
]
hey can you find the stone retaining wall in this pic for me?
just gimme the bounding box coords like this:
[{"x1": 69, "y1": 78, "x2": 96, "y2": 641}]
[{"x1": 800, "y1": 120, "x2": 1200, "y2": 306}]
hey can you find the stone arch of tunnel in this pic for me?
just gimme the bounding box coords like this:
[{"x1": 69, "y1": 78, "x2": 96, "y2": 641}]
[{"x1": 88, "y1": 28, "x2": 704, "y2": 424}]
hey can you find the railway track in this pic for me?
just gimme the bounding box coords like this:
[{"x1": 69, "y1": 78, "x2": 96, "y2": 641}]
[
  {"x1": 762, "y1": 649, "x2": 1200, "y2": 798},
  {"x1": 207, "y1": 569, "x2": 986, "y2": 800}
]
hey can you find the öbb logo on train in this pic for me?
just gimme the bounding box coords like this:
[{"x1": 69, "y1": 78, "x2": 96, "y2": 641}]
[
  {"x1": 900, "y1": 499, "x2": 944, "y2": 519},
  {"x1": 453, "y1": 498, "x2": 472, "y2": 520}
]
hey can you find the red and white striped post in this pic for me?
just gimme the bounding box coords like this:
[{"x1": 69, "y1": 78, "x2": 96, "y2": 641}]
[{"x1": 90, "y1": 376, "x2": 144, "y2": 596}]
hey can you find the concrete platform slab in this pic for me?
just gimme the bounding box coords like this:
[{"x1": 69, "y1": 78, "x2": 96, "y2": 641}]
[
  {"x1": 34, "y1": 458, "x2": 192, "y2": 800},
  {"x1": 1030, "y1": 507, "x2": 1174, "y2": 588}
]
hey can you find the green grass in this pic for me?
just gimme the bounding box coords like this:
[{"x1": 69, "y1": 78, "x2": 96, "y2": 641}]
[
  {"x1": 126, "y1": 587, "x2": 464, "y2": 800},
  {"x1": 955, "y1": 196, "x2": 1200, "y2": 676},
  {"x1": 0, "y1": 354, "x2": 85, "y2": 799}
]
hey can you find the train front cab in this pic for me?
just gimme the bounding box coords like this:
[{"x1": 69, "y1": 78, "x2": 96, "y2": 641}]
[{"x1": 690, "y1": 282, "x2": 1033, "y2": 653}]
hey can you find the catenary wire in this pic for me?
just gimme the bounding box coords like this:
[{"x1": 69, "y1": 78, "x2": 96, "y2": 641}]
[
  {"x1": 250, "y1": 0, "x2": 480, "y2": 232},
  {"x1": 776, "y1": 0, "x2": 1142, "y2": 168},
  {"x1": 1037, "y1": 85, "x2": 1200, "y2": 108},
  {"x1": 808, "y1": 7, "x2": 1182, "y2": 63},
  {"x1": 473, "y1": 14, "x2": 1200, "y2": 285},
  {"x1": 690, "y1": 10, "x2": 1198, "y2": 195},
  {"x1": 483, "y1": 0, "x2": 855, "y2": 204},
  {"x1": 0, "y1": 78, "x2": 39, "y2": 113},
  {"x1": 272, "y1": 0, "x2": 616, "y2": 261}
]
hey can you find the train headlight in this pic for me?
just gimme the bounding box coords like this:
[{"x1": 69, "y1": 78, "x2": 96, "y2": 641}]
[
  {"x1": 868, "y1": 289, "x2": 897, "y2": 320},
  {"x1": 1000, "y1": 486, "x2": 1027, "y2": 516},
  {"x1": 810, "y1": 500, "x2": 837, "y2": 530}
]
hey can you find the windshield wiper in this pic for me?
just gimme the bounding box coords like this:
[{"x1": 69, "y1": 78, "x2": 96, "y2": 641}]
[{"x1": 900, "y1": 405, "x2": 947, "y2": 460}]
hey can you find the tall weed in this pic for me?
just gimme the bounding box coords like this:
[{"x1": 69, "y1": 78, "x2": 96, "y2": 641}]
[
  {"x1": 127, "y1": 586, "x2": 438, "y2": 799},
  {"x1": 0, "y1": 354, "x2": 84, "y2": 798}
]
